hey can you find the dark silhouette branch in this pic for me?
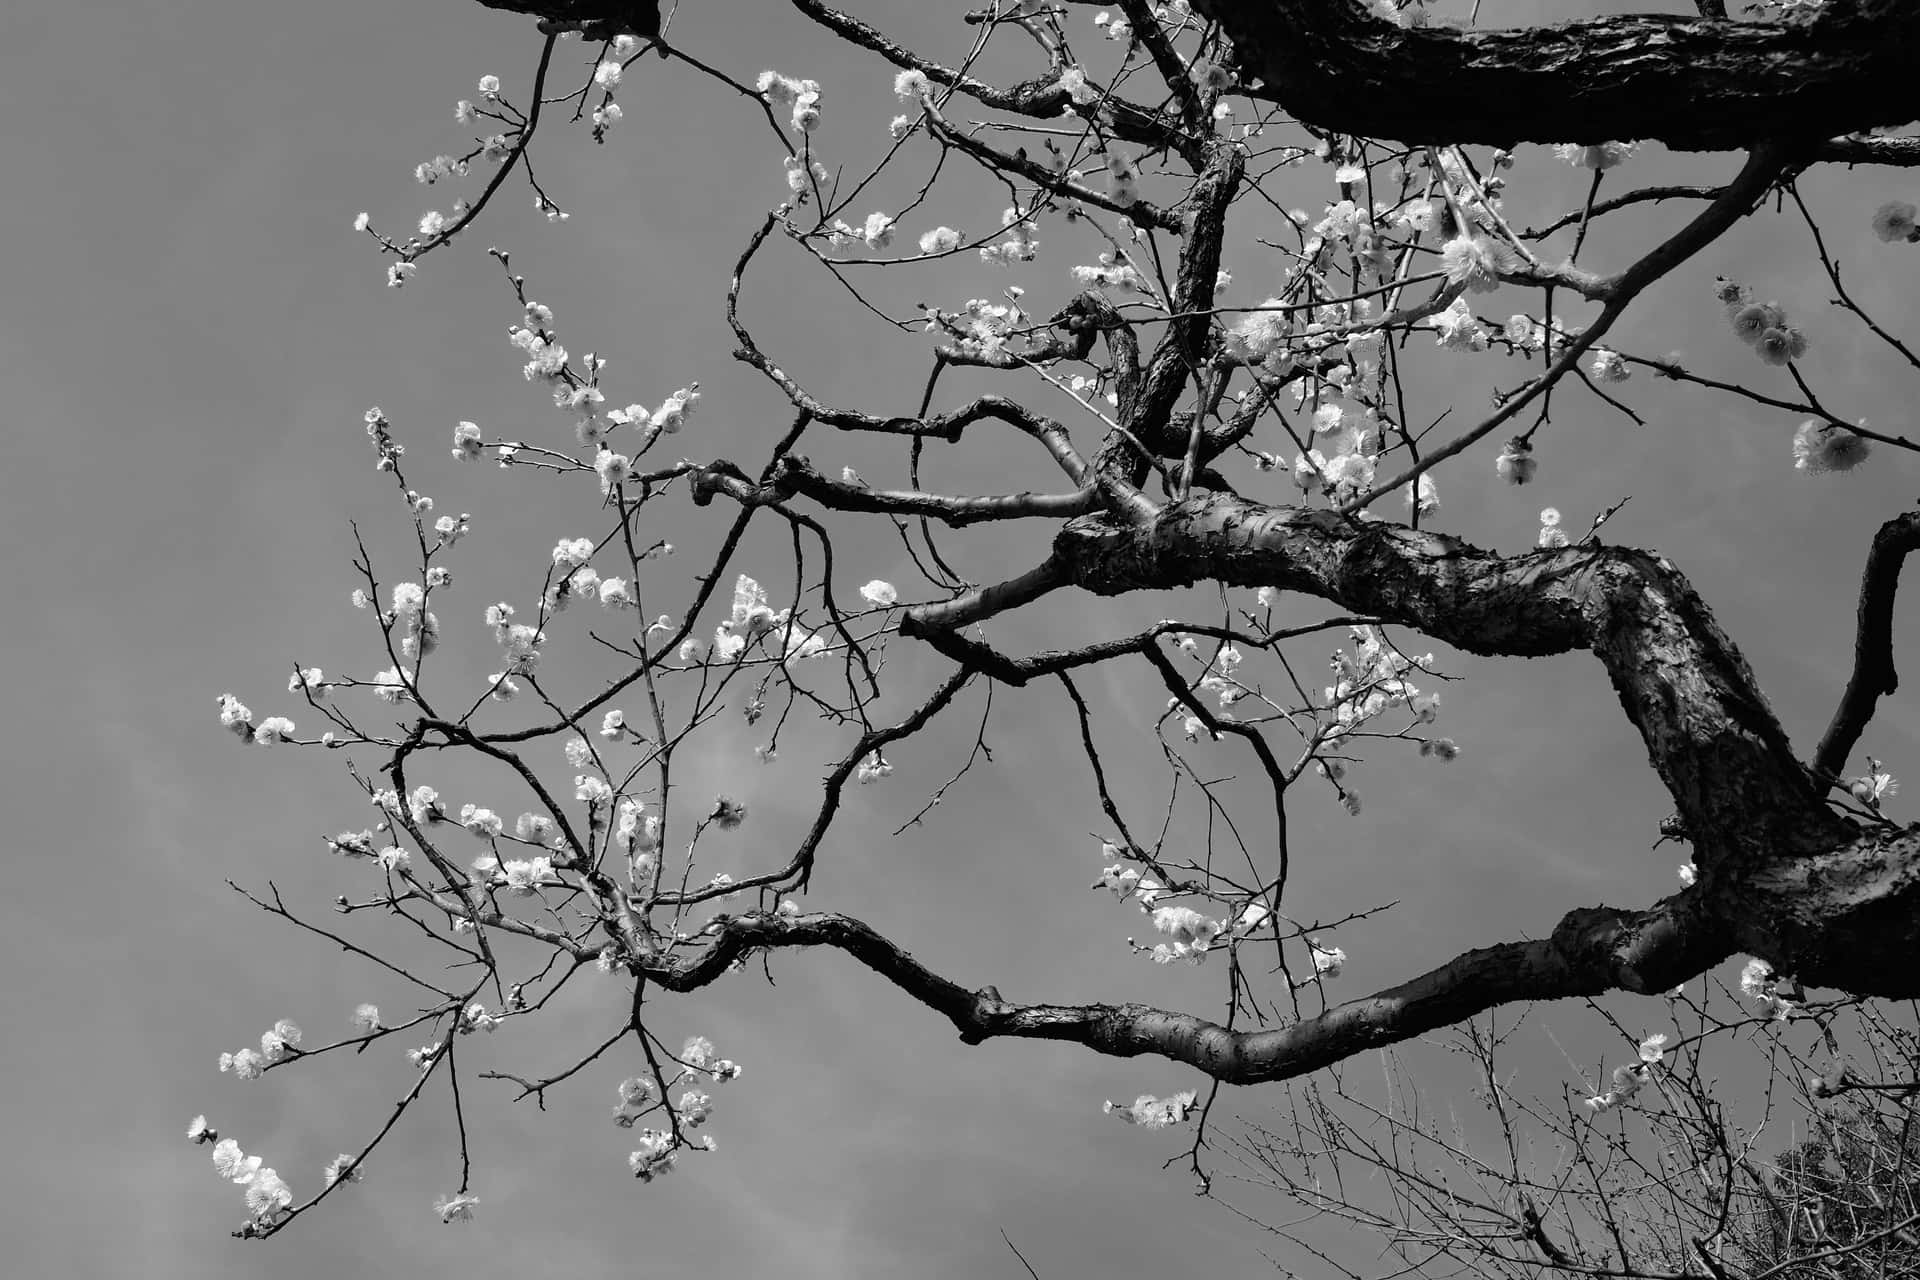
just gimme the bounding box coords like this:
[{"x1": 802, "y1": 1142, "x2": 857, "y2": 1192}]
[
  {"x1": 643, "y1": 894, "x2": 1728, "y2": 1084},
  {"x1": 1813, "y1": 510, "x2": 1920, "y2": 782},
  {"x1": 1024, "y1": 496, "x2": 1840, "y2": 855},
  {"x1": 1197, "y1": 0, "x2": 1920, "y2": 149}
]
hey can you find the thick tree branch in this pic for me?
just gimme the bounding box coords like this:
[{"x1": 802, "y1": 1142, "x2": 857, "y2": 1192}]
[
  {"x1": 1129, "y1": 145, "x2": 1244, "y2": 445},
  {"x1": 1041, "y1": 496, "x2": 1848, "y2": 858},
  {"x1": 699, "y1": 453, "x2": 1102, "y2": 526},
  {"x1": 906, "y1": 555, "x2": 1072, "y2": 631},
  {"x1": 1812, "y1": 510, "x2": 1920, "y2": 782},
  {"x1": 1815, "y1": 134, "x2": 1920, "y2": 167},
  {"x1": 1197, "y1": 0, "x2": 1920, "y2": 149}
]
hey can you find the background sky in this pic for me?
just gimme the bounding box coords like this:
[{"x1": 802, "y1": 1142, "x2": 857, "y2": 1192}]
[{"x1": 2, "y1": 1, "x2": 1917, "y2": 1276}]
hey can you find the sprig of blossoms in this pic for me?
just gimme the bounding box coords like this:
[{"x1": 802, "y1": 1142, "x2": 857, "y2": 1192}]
[
  {"x1": 1309, "y1": 939, "x2": 1346, "y2": 978},
  {"x1": 756, "y1": 70, "x2": 822, "y2": 132},
  {"x1": 1718, "y1": 278, "x2": 1809, "y2": 366},
  {"x1": 1143, "y1": 904, "x2": 1227, "y2": 964},
  {"x1": 210, "y1": 1138, "x2": 293, "y2": 1226},
  {"x1": 1739, "y1": 956, "x2": 1798, "y2": 1020}
]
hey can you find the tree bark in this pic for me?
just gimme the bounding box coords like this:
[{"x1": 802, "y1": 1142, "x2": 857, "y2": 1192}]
[
  {"x1": 1036, "y1": 496, "x2": 1920, "y2": 995},
  {"x1": 1194, "y1": 0, "x2": 1920, "y2": 150}
]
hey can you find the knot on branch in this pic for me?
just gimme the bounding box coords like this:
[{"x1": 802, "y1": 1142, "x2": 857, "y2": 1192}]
[
  {"x1": 689, "y1": 459, "x2": 754, "y2": 506},
  {"x1": 1549, "y1": 904, "x2": 1632, "y2": 954},
  {"x1": 957, "y1": 985, "x2": 1008, "y2": 1044}
]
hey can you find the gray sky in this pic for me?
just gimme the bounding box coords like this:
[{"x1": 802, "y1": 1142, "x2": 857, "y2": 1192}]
[{"x1": 2, "y1": 1, "x2": 1916, "y2": 1276}]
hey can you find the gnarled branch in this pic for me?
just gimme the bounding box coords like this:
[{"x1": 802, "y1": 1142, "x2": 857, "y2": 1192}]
[
  {"x1": 1198, "y1": 0, "x2": 1920, "y2": 149},
  {"x1": 644, "y1": 893, "x2": 1726, "y2": 1084},
  {"x1": 1813, "y1": 510, "x2": 1920, "y2": 782}
]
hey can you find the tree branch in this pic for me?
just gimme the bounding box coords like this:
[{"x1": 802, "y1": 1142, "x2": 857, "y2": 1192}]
[
  {"x1": 1044, "y1": 495, "x2": 1846, "y2": 858},
  {"x1": 1812, "y1": 510, "x2": 1920, "y2": 782},
  {"x1": 1197, "y1": 0, "x2": 1920, "y2": 149},
  {"x1": 787, "y1": 0, "x2": 1199, "y2": 156},
  {"x1": 697, "y1": 453, "x2": 1101, "y2": 527},
  {"x1": 642, "y1": 894, "x2": 1726, "y2": 1083}
]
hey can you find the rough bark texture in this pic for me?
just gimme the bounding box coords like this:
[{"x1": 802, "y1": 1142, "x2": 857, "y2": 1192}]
[
  {"x1": 1195, "y1": 0, "x2": 1920, "y2": 149},
  {"x1": 1054, "y1": 500, "x2": 1841, "y2": 850},
  {"x1": 1044, "y1": 498, "x2": 1920, "y2": 998}
]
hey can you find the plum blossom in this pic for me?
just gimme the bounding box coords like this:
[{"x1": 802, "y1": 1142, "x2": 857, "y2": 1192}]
[
  {"x1": 1848, "y1": 760, "x2": 1898, "y2": 808},
  {"x1": 1872, "y1": 200, "x2": 1917, "y2": 243},
  {"x1": 1554, "y1": 141, "x2": 1637, "y2": 170},
  {"x1": 1148, "y1": 905, "x2": 1225, "y2": 964},
  {"x1": 1792, "y1": 419, "x2": 1871, "y2": 473},
  {"x1": 918, "y1": 226, "x2": 962, "y2": 255},
  {"x1": 1104, "y1": 1090, "x2": 1199, "y2": 1128},
  {"x1": 435, "y1": 1192, "x2": 479, "y2": 1223},
  {"x1": 1495, "y1": 438, "x2": 1537, "y2": 485},
  {"x1": 1439, "y1": 235, "x2": 1513, "y2": 293}
]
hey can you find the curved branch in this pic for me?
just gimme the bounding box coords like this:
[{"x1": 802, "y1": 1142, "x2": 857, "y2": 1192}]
[
  {"x1": 655, "y1": 667, "x2": 975, "y2": 905},
  {"x1": 1812, "y1": 510, "x2": 1920, "y2": 782},
  {"x1": 906, "y1": 555, "x2": 1071, "y2": 631},
  {"x1": 643, "y1": 894, "x2": 1726, "y2": 1084},
  {"x1": 1199, "y1": 0, "x2": 1920, "y2": 149},
  {"x1": 696, "y1": 453, "x2": 1101, "y2": 527},
  {"x1": 1520, "y1": 185, "x2": 1719, "y2": 241},
  {"x1": 902, "y1": 614, "x2": 1372, "y2": 688},
  {"x1": 1045, "y1": 495, "x2": 1848, "y2": 858}
]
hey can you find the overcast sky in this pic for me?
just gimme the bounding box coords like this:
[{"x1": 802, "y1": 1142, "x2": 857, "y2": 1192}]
[{"x1": 2, "y1": 1, "x2": 1916, "y2": 1276}]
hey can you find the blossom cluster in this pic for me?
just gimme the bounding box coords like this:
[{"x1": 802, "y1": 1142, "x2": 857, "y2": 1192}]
[
  {"x1": 1322, "y1": 625, "x2": 1447, "y2": 765},
  {"x1": 1715, "y1": 276, "x2": 1809, "y2": 368},
  {"x1": 757, "y1": 69, "x2": 822, "y2": 134},
  {"x1": 218, "y1": 1018, "x2": 304, "y2": 1081},
  {"x1": 1292, "y1": 401, "x2": 1383, "y2": 508},
  {"x1": 1792, "y1": 418, "x2": 1872, "y2": 474},
  {"x1": 616, "y1": 1037, "x2": 738, "y2": 1180},
  {"x1": 1738, "y1": 957, "x2": 1798, "y2": 1022},
  {"x1": 1583, "y1": 1034, "x2": 1668, "y2": 1112},
  {"x1": 208, "y1": 1135, "x2": 294, "y2": 1227}
]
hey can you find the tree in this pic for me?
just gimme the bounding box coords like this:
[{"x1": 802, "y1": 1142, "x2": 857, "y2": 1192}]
[{"x1": 194, "y1": 0, "x2": 1920, "y2": 1258}]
